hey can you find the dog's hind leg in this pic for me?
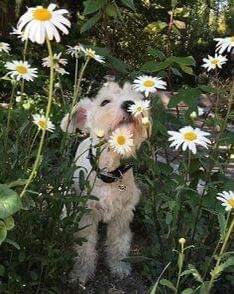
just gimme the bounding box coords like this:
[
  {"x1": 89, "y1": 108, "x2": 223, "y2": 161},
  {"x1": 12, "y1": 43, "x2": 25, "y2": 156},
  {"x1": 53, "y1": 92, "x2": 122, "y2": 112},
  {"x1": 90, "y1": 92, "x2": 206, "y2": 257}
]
[
  {"x1": 105, "y1": 209, "x2": 133, "y2": 277},
  {"x1": 69, "y1": 213, "x2": 98, "y2": 284}
]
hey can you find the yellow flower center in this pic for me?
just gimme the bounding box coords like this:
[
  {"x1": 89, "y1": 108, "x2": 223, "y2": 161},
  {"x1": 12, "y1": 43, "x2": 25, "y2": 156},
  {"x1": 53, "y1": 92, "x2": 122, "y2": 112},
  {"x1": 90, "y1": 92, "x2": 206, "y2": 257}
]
[
  {"x1": 211, "y1": 58, "x2": 218, "y2": 65},
  {"x1": 85, "y1": 49, "x2": 95, "y2": 58},
  {"x1": 117, "y1": 135, "x2": 126, "y2": 145},
  {"x1": 143, "y1": 80, "x2": 154, "y2": 87},
  {"x1": 38, "y1": 119, "x2": 48, "y2": 129},
  {"x1": 228, "y1": 36, "x2": 234, "y2": 42},
  {"x1": 227, "y1": 197, "x2": 234, "y2": 207},
  {"x1": 183, "y1": 131, "x2": 197, "y2": 141},
  {"x1": 136, "y1": 106, "x2": 143, "y2": 112},
  {"x1": 16, "y1": 65, "x2": 27, "y2": 74},
  {"x1": 33, "y1": 7, "x2": 52, "y2": 21}
]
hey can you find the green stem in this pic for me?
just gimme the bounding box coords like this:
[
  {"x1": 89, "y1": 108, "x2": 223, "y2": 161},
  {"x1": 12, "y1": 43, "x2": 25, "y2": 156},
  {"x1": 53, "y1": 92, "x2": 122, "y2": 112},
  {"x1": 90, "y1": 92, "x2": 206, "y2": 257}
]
[
  {"x1": 214, "y1": 80, "x2": 234, "y2": 150},
  {"x1": 208, "y1": 216, "x2": 234, "y2": 292},
  {"x1": 23, "y1": 38, "x2": 29, "y2": 61},
  {"x1": 4, "y1": 83, "x2": 17, "y2": 148},
  {"x1": 175, "y1": 241, "x2": 185, "y2": 293},
  {"x1": 73, "y1": 57, "x2": 79, "y2": 99},
  {"x1": 24, "y1": 129, "x2": 40, "y2": 170},
  {"x1": 203, "y1": 211, "x2": 231, "y2": 279},
  {"x1": 60, "y1": 58, "x2": 90, "y2": 155},
  {"x1": 20, "y1": 38, "x2": 54, "y2": 198}
]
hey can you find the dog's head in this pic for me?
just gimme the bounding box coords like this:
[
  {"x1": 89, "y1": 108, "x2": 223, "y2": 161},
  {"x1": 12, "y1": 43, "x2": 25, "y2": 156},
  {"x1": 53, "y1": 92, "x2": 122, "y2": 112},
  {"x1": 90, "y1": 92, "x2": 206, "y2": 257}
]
[{"x1": 61, "y1": 82, "x2": 150, "y2": 157}]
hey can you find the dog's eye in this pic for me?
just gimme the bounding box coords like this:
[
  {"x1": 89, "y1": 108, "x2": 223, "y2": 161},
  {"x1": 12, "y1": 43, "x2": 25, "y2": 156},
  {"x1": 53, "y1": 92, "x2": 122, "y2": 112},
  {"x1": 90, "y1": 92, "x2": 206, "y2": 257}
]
[{"x1": 100, "y1": 99, "x2": 110, "y2": 107}]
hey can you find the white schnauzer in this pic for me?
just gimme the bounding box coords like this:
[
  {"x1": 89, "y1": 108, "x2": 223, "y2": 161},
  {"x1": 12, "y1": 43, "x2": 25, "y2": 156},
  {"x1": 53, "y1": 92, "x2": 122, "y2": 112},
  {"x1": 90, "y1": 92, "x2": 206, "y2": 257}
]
[{"x1": 60, "y1": 81, "x2": 150, "y2": 284}]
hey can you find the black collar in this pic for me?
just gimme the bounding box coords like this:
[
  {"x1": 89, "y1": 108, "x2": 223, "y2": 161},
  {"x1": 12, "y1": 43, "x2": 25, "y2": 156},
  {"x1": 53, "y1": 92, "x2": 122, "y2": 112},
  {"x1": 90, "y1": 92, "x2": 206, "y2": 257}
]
[{"x1": 88, "y1": 145, "x2": 133, "y2": 183}]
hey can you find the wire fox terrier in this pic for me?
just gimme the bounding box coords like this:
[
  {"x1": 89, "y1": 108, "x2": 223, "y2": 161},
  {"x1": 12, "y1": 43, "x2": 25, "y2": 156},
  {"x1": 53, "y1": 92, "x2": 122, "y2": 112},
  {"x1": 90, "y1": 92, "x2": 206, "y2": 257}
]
[{"x1": 61, "y1": 82, "x2": 150, "y2": 284}]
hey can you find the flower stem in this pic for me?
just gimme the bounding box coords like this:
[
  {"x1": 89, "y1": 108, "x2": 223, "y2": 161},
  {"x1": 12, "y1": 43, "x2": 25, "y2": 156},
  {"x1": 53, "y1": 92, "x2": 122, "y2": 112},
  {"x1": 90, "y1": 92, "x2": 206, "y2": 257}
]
[
  {"x1": 4, "y1": 83, "x2": 17, "y2": 149},
  {"x1": 208, "y1": 216, "x2": 234, "y2": 292},
  {"x1": 175, "y1": 241, "x2": 185, "y2": 293},
  {"x1": 203, "y1": 211, "x2": 231, "y2": 280},
  {"x1": 20, "y1": 38, "x2": 54, "y2": 198},
  {"x1": 60, "y1": 58, "x2": 90, "y2": 154}
]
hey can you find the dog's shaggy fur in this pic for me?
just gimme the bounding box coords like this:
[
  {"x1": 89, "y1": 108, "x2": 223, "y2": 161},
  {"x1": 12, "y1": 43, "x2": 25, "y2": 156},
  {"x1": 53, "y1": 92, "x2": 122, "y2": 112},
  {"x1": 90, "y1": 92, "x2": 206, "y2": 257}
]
[{"x1": 60, "y1": 82, "x2": 150, "y2": 284}]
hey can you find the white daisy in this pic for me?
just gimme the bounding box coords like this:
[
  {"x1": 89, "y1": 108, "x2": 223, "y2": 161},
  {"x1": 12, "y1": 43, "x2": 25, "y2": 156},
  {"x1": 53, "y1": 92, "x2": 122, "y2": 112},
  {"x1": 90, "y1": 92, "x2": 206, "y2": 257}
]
[
  {"x1": 32, "y1": 114, "x2": 55, "y2": 132},
  {"x1": 0, "y1": 42, "x2": 10, "y2": 54},
  {"x1": 217, "y1": 191, "x2": 234, "y2": 211},
  {"x1": 214, "y1": 36, "x2": 234, "y2": 54},
  {"x1": 168, "y1": 126, "x2": 211, "y2": 154},
  {"x1": 202, "y1": 54, "x2": 227, "y2": 72},
  {"x1": 81, "y1": 48, "x2": 105, "y2": 63},
  {"x1": 17, "y1": 3, "x2": 71, "y2": 44},
  {"x1": 10, "y1": 27, "x2": 27, "y2": 41},
  {"x1": 66, "y1": 44, "x2": 84, "y2": 58},
  {"x1": 109, "y1": 127, "x2": 133, "y2": 156},
  {"x1": 128, "y1": 100, "x2": 151, "y2": 116},
  {"x1": 42, "y1": 52, "x2": 68, "y2": 75},
  {"x1": 5, "y1": 60, "x2": 38, "y2": 81},
  {"x1": 133, "y1": 75, "x2": 167, "y2": 97}
]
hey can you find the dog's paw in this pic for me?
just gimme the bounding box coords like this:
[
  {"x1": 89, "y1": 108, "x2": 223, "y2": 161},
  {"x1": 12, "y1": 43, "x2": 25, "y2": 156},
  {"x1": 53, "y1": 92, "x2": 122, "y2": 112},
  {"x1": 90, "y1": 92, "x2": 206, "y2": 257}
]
[
  {"x1": 69, "y1": 267, "x2": 94, "y2": 285},
  {"x1": 110, "y1": 261, "x2": 131, "y2": 278}
]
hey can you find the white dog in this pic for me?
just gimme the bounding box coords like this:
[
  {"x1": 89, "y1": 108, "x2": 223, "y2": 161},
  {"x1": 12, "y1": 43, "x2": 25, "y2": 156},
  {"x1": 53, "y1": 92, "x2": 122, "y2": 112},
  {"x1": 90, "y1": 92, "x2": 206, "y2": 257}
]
[{"x1": 60, "y1": 82, "x2": 150, "y2": 284}]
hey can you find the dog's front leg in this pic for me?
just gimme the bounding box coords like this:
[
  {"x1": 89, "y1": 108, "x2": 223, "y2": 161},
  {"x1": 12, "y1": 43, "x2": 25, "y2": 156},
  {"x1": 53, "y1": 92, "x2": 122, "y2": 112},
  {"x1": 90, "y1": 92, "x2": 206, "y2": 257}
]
[
  {"x1": 105, "y1": 209, "x2": 134, "y2": 277},
  {"x1": 69, "y1": 213, "x2": 98, "y2": 284}
]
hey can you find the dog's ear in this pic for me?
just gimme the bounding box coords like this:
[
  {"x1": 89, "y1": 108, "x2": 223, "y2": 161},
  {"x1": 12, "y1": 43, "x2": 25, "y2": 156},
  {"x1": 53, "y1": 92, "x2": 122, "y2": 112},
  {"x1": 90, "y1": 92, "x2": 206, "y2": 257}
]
[{"x1": 60, "y1": 98, "x2": 93, "y2": 133}]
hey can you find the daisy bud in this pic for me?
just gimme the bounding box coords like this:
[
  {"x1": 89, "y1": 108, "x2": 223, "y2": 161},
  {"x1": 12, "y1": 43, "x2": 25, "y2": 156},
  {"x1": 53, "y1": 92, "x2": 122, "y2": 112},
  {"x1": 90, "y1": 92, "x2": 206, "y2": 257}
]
[
  {"x1": 16, "y1": 96, "x2": 22, "y2": 103},
  {"x1": 189, "y1": 111, "x2": 197, "y2": 119},
  {"x1": 142, "y1": 117, "x2": 150, "y2": 125},
  {"x1": 178, "y1": 238, "x2": 186, "y2": 245},
  {"x1": 94, "y1": 129, "x2": 105, "y2": 138}
]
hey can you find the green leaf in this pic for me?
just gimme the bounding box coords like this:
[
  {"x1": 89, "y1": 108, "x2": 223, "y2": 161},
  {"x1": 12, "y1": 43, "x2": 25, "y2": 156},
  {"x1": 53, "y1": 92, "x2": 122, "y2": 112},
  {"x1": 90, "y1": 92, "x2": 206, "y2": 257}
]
[
  {"x1": 219, "y1": 257, "x2": 234, "y2": 272},
  {"x1": 171, "y1": 67, "x2": 182, "y2": 77},
  {"x1": 174, "y1": 20, "x2": 186, "y2": 29},
  {"x1": 0, "y1": 221, "x2": 7, "y2": 245},
  {"x1": 145, "y1": 21, "x2": 168, "y2": 33},
  {"x1": 141, "y1": 60, "x2": 170, "y2": 72},
  {"x1": 105, "y1": 3, "x2": 118, "y2": 17},
  {"x1": 0, "y1": 184, "x2": 22, "y2": 219},
  {"x1": 121, "y1": 0, "x2": 135, "y2": 10},
  {"x1": 146, "y1": 47, "x2": 166, "y2": 60},
  {"x1": 198, "y1": 85, "x2": 216, "y2": 93},
  {"x1": 107, "y1": 56, "x2": 130, "y2": 73},
  {"x1": 3, "y1": 216, "x2": 14, "y2": 230},
  {"x1": 181, "y1": 289, "x2": 194, "y2": 294},
  {"x1": 80, "y1": 12, "x2": 101, "y2": 33},
  {"x1": 4, "y1": 238, "x2": 20, "y2": 250},
  {"x1": 168, "y1": 87, "x2": 201, "y2": 108},
  {"x1": 180, "y1": 64, "x2": 194, "y2": 75},
  {"x1": 160, "y1": 279, "x2": 176, "y2": 291},
  {"x1": 7, "y1": 179, "x2": 28, "y2": 188},
  {"x1": 169, "y1": 56, "x2": 195, "y2": 66},
  {"x1": 220, "y1": 132, "x2": 234, "y2": 144},
  {"x1": 83, "y1": 0, "x2": 107, "y2": 15}
]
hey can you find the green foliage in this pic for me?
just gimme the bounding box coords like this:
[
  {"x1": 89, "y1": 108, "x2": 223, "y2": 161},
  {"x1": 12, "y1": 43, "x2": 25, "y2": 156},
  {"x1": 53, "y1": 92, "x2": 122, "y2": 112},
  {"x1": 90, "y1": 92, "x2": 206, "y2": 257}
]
[{"x1": 0, "y1": 185, "x2": 22, "y2": 219}]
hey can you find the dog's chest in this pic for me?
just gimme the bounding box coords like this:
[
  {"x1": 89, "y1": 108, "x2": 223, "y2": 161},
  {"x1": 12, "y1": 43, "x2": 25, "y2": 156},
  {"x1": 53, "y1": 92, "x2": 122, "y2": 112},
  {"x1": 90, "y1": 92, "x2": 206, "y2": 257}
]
[{"x1": 87, "y1": 173, "x2": 138, "y2": 222}]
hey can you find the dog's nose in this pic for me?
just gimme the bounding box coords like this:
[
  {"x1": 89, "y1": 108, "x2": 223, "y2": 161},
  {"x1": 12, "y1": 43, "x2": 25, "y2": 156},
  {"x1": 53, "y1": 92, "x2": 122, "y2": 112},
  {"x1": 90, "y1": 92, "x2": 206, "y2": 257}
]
[{"x1": 121, "y1": 100, "x2": 135, "y2": 113}]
